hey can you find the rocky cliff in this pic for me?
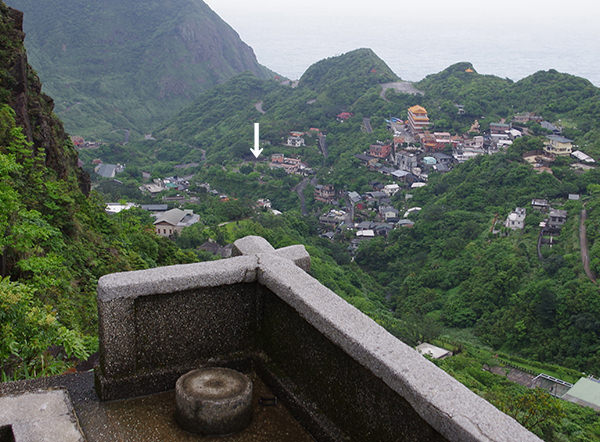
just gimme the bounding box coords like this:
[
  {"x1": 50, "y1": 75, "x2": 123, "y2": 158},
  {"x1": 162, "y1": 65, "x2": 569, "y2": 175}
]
[{"x1": 0, "y1": 3, "x2": 89, "y2": 193}]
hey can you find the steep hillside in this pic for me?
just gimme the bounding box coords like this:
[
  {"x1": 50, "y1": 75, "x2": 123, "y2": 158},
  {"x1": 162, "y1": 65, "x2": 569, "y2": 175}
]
[
  {"x1": 415, "y1": 62, "x2": 512, "y2": 117},
  {"x1": 355, "y1": 138, "x2": 600, "y2": 373},
  {"x1": 6, "y1": 0, "x2": 274, "y2": 140},
  {"x1": 1, "y1": 2, "x2": 194, "y2": 379},
  {"x1": 154, "y1": 49, "x2": 401, "y2": 163}
]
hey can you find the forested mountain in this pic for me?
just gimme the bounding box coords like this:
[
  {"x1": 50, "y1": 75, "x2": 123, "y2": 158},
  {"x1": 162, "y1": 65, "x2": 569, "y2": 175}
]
[
  {"x1": 155, "y1": 49, "x2": 401, "y2": 163},
  {"x1": 414, "y1": 63, "x2": 600, "y2": 146},
  {"x1": 299, "y1": 48, "x2": 398, "y2": 105},
  {"x1": 6, "y1": 0, "x2": 274, "y2": 141},
  {"x1": 0, "y1": 2, "x2": 193, "y2": 379}
]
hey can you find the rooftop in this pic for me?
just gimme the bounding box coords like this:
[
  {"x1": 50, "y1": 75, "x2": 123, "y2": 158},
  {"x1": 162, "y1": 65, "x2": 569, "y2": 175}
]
[
  {"x1": 0, "y1": 237, "x2": 541, "y2": 442},
  {"x1": 154, "y1": 208, "x2": 199, "y2": 227},
  {"x1": 563, "y1": 378, "x2": 600, "y2": 411},
  {"x1": 408, "y1": 105, "x2": 428, "y2": 114},
  {"x1": 94, "y1": 163, "x2": 117, "y2": 178},
  {"x1": 546, "y1": 134, "x2": 573, "y2": 143}
]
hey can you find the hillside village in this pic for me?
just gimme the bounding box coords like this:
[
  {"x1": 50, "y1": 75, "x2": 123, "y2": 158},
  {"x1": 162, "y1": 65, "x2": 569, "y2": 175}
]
[{"x1": 96, "y1": 99, "x2": 594, "y2": 263}]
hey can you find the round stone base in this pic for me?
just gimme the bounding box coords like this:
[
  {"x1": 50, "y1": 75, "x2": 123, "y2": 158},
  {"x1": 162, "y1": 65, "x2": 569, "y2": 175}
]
[{"x1": 175, "y1": 367, "x2": 253, "y2": 435}]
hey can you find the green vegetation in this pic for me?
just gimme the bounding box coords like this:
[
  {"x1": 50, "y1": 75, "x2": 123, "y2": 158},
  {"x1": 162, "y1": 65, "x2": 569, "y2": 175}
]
[
  {"x1": 4, "y1": 7, "x2": 600, "y2": 436},
  {"x1": 0, "y1": 4, "x2": 195, "y2": 378},
  {"x1": 7, "y1": 0, "x2": 273, "y2": 140},
  {"x1": 299, "y1": 48, "x2": 398, "y2": 106},
  {"x1": 0, "y1": 105, "x2": 195, "y2": 378},
  {"x1": 352, "y1": 139, "x2": 600, "y2": 373},
  {"x1": 435, "y1": 346, "x2": 600, "y2": 441}
]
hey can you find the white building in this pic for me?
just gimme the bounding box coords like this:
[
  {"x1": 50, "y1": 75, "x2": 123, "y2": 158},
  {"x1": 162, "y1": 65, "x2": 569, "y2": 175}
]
[
  {"x1": 505, "y1": 207, "x2": 526, "y2": 230},
  {"x1": 105, "y1": 202, "x2": 137, "y2": 214},
  {"x1": 286, "y1": 135, "x2": 305, "y2": 147},
  {"x1": 571, "y1": 150, "x2": 595, "y2": 163},
  {"x1": 383, "y1": 184, "x2": 400, "y2": 196}
]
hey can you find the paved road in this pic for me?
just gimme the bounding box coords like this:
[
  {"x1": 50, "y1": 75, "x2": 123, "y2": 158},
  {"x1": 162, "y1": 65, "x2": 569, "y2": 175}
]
[
  {"x1": 362, "y1": 117, "x2": 373, "y2": 133},
  {"x1": 345, "y1": 195, "x2": 355, "y2": 226},
  {"x1": 294, "y1": 177, "x2": 317, "y2": 216},
  {"x1": 580, "y1": 207, "x2": 596, "y2": 282},
  {"x1": 294, "y1": 178, "x2": 309, "y2": 216}
]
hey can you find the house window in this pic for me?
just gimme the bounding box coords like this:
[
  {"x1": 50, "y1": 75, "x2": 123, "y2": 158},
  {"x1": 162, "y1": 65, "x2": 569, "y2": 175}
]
[{"x1": 163, "y1": 229, "x2": 166, "y2": 234}]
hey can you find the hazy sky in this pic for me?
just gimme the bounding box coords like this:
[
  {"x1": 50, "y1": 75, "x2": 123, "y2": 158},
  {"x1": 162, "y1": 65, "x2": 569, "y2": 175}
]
[
  {"x1": 204, "y1": 0, "x2": 600, "y2": 83},
  {"x1": 205, "y1": 0, "x2": 597, "y2": 23}
]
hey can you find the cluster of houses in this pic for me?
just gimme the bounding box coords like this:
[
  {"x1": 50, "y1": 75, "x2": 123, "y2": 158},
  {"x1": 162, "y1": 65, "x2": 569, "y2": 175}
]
[
  {"x1": 269, "y1": 154, "x2": 313, "y2": 176},
  {"x1": 354, "y1": 105, "x2": 595, "y2": 186},
  {"x1": 71, "y1": 136, "x2": 102, "y2": 149},
  {"x1": 316, "y1": 182, "x2": 419, "y2": 252},
  {"x1": 354, "y1": 141, "x2": 454, "y2": 186},
  {"x1": 500, "y1": 198, "x2": 568, "y2": 235},
  {"x1": 532, "y1": 199, "x2": 568, "y2": 234},
  {"x1": 139, "y1": 175, "x2": 192, "y2": 195}
]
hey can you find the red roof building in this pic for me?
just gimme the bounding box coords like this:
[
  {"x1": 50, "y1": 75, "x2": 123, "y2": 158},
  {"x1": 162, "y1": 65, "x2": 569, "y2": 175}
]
[
  {"x1": 336, "y1": 112, "x2": 353, "y2": 121},
  {"x1": 369, "y1": 143, "x2": 393, "y2": 159}
]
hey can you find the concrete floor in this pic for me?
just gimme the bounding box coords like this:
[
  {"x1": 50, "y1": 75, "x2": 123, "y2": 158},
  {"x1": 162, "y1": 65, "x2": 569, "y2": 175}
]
[{"x1": 0, "y1": 371, "x2": 315, "y2": 442}]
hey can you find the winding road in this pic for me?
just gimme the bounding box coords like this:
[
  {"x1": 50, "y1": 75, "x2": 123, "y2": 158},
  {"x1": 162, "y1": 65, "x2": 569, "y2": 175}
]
[{"x1": 294, "y1": 177, "x2": 317, "y2": 216}]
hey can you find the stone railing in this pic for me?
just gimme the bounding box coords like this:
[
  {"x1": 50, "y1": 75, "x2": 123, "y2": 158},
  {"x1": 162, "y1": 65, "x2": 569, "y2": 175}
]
[{"x1": 96, "y1": 236, "x2": 541, "y2": 442}]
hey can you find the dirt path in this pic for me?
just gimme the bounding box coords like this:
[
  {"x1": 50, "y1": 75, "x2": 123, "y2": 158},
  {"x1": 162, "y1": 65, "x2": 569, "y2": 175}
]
[
  {"x1": 254, "y1": 101, "x2": 265, "y2": 114},
  {"x1": 580, "y1": 207, "x2": 596, "y2": 282},
  {"x1": 379, "y1": 82, "x2": 423, "y2": 101}
]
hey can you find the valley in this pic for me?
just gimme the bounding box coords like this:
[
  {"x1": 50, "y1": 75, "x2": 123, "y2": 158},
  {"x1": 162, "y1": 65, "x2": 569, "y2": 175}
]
[{"x1": 2, "y1": 1, "x2": 600, "y2": 440}]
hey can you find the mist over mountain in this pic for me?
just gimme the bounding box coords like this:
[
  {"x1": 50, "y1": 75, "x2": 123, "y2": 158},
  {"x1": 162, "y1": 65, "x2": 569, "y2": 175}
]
[{"x1": 7, "y1": 0, "x2": 274, "y2": 140}]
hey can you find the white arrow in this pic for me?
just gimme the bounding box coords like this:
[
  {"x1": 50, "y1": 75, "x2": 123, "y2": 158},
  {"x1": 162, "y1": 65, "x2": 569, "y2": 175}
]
[{"x1": 250, "y1": 123, "x2": 263, "y2": 158}]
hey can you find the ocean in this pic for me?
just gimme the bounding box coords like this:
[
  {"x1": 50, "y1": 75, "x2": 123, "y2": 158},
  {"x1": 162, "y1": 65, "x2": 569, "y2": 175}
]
[{"x1": 206, "y1": 5, "x2": 600, "y2": 86}]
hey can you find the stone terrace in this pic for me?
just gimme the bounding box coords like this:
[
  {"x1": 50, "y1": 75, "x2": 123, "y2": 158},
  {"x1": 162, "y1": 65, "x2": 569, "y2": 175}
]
[{"x1": 0, "y1": 236, "x2": 541, "y2": 442}]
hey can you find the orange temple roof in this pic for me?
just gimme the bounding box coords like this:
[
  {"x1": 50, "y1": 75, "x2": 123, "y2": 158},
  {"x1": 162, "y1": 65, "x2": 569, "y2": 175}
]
[{"x1": 408, "y1": 105, "x2": 428, "y2": 115}]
